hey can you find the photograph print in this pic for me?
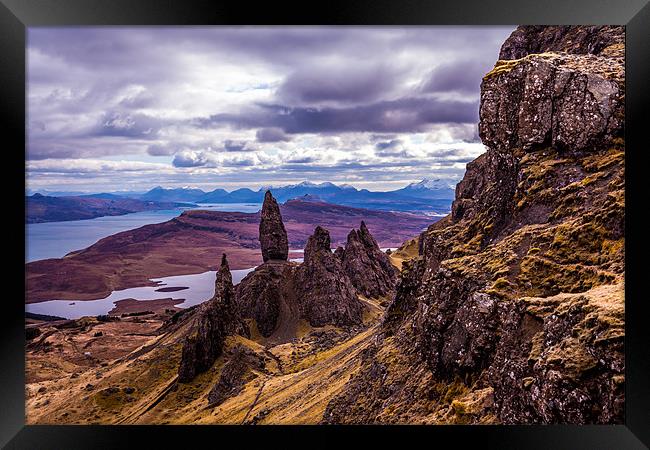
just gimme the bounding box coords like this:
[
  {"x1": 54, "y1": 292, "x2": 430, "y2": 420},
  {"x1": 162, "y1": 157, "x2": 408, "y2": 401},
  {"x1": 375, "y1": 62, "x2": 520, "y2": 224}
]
[{"x1": 25, "y1": 25, "x2": 625, "y2": 425}]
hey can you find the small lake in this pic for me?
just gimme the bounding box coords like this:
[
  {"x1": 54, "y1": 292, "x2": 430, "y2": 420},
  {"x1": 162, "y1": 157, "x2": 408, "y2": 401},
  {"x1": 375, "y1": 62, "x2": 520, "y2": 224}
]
[
  {"x1": 25, "y1": 268, "x2": 255, "y2": 320},
  {"x1": 26, "y1": 203, "x2": 261, "y2": 262}
]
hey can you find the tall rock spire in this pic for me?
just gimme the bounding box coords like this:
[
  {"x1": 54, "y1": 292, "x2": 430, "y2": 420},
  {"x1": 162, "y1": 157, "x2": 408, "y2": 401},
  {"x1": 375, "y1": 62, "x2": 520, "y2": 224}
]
[
  {"x1": 340, "y1": 221, "x2": 397, "y2": 299},
  {"x1": 213, "y1": 253, "x2": 234, "y2": 304},
  {"x1": 178, "y1": 253, "x2": 247, "y2": 382},
  {"x1": 259, "y1": 191, "x2": 289, "y2": 262}
]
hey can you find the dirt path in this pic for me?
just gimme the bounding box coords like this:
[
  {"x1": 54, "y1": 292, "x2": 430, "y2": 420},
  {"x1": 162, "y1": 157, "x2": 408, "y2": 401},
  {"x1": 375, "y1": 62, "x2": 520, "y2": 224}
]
[
  {"x1": 115, "y1": 375, "x2": 179, "y2": 424},
  {"x1": 240, "y1": 377, "x2": 269, "y2": 424}
]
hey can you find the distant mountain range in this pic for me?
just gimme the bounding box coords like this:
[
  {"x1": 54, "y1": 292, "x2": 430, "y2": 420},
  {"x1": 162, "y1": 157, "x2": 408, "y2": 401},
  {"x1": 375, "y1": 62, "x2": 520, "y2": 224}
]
[
  {"x1": 26, "y1": 193, "x2": 194, "y2": 223},
  {"x1": 46, "y1": 179, "x2": 456, "y2": 214}
]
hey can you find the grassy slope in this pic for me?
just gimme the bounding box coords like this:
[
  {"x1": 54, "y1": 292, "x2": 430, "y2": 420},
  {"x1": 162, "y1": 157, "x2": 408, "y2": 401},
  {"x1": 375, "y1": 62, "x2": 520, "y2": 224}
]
[{"x1": 26, "y1": 292, "x2": 386, "y2": 425}]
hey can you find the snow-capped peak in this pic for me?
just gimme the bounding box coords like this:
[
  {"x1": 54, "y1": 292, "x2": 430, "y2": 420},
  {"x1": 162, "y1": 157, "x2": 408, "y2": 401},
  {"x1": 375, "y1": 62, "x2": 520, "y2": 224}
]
[
  {"x1": 405, "y1": 178, "x2": 456, "y2": 190},
  {"x1": 153, "y1": 185, "x2": 200, "y2": 191},
  {"x1": 283, "y1": 181, "x2": 337, "y2": 189}
]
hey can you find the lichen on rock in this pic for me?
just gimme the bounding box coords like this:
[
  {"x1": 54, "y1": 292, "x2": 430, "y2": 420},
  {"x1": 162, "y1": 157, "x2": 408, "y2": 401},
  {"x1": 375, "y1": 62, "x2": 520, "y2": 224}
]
[{"x1": 480, "y1": 51, "x2": 624, "y2": 153}]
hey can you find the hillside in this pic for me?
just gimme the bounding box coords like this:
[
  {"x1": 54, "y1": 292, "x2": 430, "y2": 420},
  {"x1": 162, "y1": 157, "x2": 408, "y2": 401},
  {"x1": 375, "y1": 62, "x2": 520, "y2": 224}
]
[
  {"x1": 26, "y1": 193, "x2": 193, "y2": 223},
  {"x1": 324, "y1": 25, "x2": 625, "y2": 424}
]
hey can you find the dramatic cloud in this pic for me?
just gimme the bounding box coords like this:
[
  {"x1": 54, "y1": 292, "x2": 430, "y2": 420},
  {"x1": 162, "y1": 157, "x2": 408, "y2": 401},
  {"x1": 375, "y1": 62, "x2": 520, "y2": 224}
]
[
  {"x1": 27, "y1": 26, "x2": 515, "y2": 192},
  {"x1": 421, "y1": 59, "x2": 494, "y2": 95},
  {"x1": 256, "y1": 127, "x2": 290, "y2": 142},
  {"x1": 172, "y1": 150, "x2": 210, "y2": 168},
  {"x1": 197, "y1": 97, "x2": 479, "y2": 134},
  {"x1": 277, "y1": 63, "x2": 404, "y2": 106},
  {"x1": 223, "y1": 139, "x2": 256, "y2": 152}
]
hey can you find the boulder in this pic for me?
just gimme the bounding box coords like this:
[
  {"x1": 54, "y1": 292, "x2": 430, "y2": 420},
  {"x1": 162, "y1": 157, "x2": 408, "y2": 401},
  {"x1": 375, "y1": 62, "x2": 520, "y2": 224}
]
[{"x1": 480, "y1": 51, "x2": 624, "y2": 153}]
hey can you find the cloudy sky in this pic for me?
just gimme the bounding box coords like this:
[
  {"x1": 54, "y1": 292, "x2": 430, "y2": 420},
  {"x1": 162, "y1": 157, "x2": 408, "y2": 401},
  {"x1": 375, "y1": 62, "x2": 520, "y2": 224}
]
[{"x1": 27, "y1": 26, "x2": 514, "y2": 193}]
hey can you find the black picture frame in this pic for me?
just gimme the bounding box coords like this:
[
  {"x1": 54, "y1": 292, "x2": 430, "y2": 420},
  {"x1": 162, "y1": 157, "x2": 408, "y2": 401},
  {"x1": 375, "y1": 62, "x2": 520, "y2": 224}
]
[{"x1": 2, "y1": 0, "x2": 648, "y2": 448}]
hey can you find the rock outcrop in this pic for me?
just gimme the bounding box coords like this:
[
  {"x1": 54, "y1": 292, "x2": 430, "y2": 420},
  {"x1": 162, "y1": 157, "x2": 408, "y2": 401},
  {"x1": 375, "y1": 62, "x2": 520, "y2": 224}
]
[
  {"x1": 237, "y1": 190, "x2": 297, "y2": 338},
  {"x1": 236, "y1": 261, "x2": 298, "y2": 337},
  {"x1": 325, "y1": 25, "x2": 625, "y2": 425},
  {"x1": 339, "y1": 221, "x2": 397, "y2": 298},
  {"x1": 259, "y1": 191, "x2": 288, "y2": 262},
  {"x1": 294, "y1": 226, "x2": 364, "y2": 327},
  {"x1": 480, "y1": 36, "x2": 624, "y2": 153},
  {"x1": 498, "y1": 25, "x2": 624, "y2": 60},
  {"x1": 178, "y1": 254, "x2": 248, "y2": 382},
  {"x1": 239, "y1": 193, "x2": 367, "y2": 337}
]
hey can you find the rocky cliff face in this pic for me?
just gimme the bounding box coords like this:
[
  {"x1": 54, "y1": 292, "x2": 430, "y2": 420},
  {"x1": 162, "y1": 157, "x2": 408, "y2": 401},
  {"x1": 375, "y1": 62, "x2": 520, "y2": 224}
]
[
  {"x1": 340, "y1": 221, "x2": 398, "y2": 298},
  {"x1": 259, "y1": 190, "x2": 289, "y2": 262},
  {"x1": 498, "y1": 25, "x2": 624, "y2": 60},
  {"x1": 294, "y1": 226, "x2": 364, "y2": 327},
  {"x1": 178, "y1": 254, "x2": 248, "y2": 382},
  {"x1": 325, "y1": 25, "x2": 625, "y2": 424},
  {"x1": 480, "y1": 47, "x2": 624, "y2": 153}
]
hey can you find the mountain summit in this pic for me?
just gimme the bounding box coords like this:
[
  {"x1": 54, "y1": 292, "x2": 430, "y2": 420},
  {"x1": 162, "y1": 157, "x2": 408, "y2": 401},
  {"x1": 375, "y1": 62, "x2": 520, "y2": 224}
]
[{"x1": 403, "y1": 178, "x2": 457, "y2": 191}]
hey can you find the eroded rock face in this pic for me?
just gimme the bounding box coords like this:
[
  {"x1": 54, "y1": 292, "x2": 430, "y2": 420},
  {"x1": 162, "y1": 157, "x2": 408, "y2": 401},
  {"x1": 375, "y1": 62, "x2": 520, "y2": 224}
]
[
  {"x1": 486, "y1": 284, "x2": 624, "y2": 424},
  {"x1": 178, "y1": 254, "x2": 247, "y2": 382},
  {"x1": 340, "y1": 221, "x2": 397, "y2": 298},
  {"x1": 326, "y1": 25, "x2": 625, "y2": 425},
  {"x1": 498, "y1": 25, "x2": 624, "y2": 60},
  {"x1": 451, "y1": 149, "x2": 519, "y2": 240},
  {"x1": 236, "y1": 261, "x2": 296, "y2": 337},
  {"x1": 295, "y1": 226, "x2": 363, "y2": 327},
  {"x1": 417, "y1": 280, "x2": 500, "y2": 379},
  {"x1": 259, "y1": 191, "x2": 288, "y2": 262},
  {"x1": 480, "y1": 52, "x2": 624, "y2": 153}
]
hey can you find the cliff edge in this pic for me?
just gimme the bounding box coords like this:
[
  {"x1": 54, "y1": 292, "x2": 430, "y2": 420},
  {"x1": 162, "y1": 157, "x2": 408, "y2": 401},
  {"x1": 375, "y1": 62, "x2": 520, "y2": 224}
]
[{"x1": 324, "y1": 25, "x2": 625, "y2": 425}]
